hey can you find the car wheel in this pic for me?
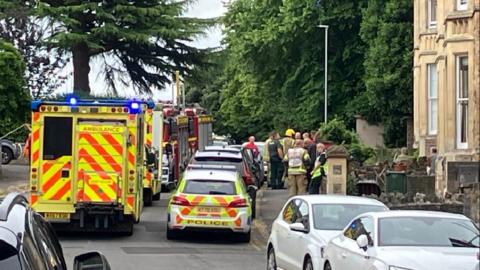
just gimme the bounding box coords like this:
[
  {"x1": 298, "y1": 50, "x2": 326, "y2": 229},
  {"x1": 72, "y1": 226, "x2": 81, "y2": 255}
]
[
  {"x1": 324, "y1": 262, "x2": 332, "y2": 270},
  {"x1": 152, "y1": 192, "x2": 160, "y2": 201},
  {"x1": 166, "y1": 226, "x2": 179, "y2": 240},
  {"x1": 143, "y1": 188, "x2": 153, "y2": 206},
  {"x1": 267, "y1": 247, "x2": 277, "y2": 270},
  {"x1": 303, "y1": 257, "x2": 313, "y2": 270},
  {"x1": 249, "y1": 190, "x2": 256, "y2": 219},
  {"x1": 236, "y1": 230, "x2": 251, "y2": 243},
  {"x1": 2, "y1": 147, "x2": 13, "y2": 165}
]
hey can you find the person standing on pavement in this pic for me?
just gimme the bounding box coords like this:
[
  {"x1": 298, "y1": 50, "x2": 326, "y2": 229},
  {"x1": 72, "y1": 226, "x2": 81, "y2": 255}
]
[
  {"x1": 303, "y1": 137, "x2": 316, "y2": 188},
  {"x1": 295, "y1": 132, "x2": 302, "y2": 140},
  {"x1": 267, "y1": 132, "x2": 284, "y2": 189},
  {"x1": 284, "y1": 139, "x2": 310, "y2": 196},
  {"x1": 281, "y1": 129, "x2": 296, "y2": 187},
  {"x1": 309, "y1": 143, "x2": 327, "y2": 194},
  {"x1": 244, "y1": 135, "x2": 260, "y2": 157}
]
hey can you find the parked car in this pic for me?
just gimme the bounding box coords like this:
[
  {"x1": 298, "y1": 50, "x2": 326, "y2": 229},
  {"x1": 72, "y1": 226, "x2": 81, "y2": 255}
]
[
  {"x1": 166, "y1": 166, "x2": 254, "y2": 242},
  {"x1": 1, "y1": 139, "x2": 21, "y2": 164},
  {"x1": 267, "y1": 195, "x2": 388, "y2": 270},
  {"x1": 0, "y1": 192, "x2": 111, "y2": 270},
  {"x1": 323, "y1": 210, "x2": 480, "y2": 270},
  {"x1": 190, "y1": 150, "x2": 258, "y2": 218}
]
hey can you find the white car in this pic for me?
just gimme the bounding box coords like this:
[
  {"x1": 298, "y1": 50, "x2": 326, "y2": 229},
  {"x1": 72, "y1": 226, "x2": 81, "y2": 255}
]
[
  {"x1": 323, "y1": 210, "x2": 480, "y2": 270},
  {"x1": 267, "y1": 195, "x2": 388, "y2": 270}
]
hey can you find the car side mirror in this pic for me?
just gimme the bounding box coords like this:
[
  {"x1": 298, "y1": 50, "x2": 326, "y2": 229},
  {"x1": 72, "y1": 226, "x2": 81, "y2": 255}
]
[
  {"x1": 247, "y1": 185, "x2": 258, "y2": 193},
  {"x1": 356, "y1": 234, "x2": 369, "y2": 251},
  {"x1": 74, "y1": 252, "x2": 111, "y2": 270},
  {"x1": 289, "y1": 223, "x2": 308, "y2": 233}
]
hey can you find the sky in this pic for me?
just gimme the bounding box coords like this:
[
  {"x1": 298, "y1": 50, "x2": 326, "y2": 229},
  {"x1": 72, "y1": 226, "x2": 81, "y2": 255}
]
[{"x1": 58, "y1": 0, "x2": 227, "y2": 100}]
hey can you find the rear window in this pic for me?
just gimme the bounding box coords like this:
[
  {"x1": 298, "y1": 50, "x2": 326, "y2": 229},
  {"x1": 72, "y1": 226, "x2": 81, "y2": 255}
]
[
  {"x1": 183, "y1": 180, "x2": 237, "y2": 195},
  {"x1": 194, "y1": 156, "x2": 242, "y2": 162},
  {"x1": 43, "y1": 117, "x2": 72, "y2": 160},
  {"x1": 190, "y1": 160, "x2": 244, "y2": 176}
]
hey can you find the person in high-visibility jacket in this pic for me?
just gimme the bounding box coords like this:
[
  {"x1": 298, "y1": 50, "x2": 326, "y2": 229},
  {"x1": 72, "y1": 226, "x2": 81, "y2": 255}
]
[
  {"x1": 284, "y1": 139, "x2": 310, "y2": 196},
  {"x1": 309, "y1": 143, "x2": 328, "y2": 194},
  {"x1": 281, "y1": 129, "x2": 296, "y2": 185}
]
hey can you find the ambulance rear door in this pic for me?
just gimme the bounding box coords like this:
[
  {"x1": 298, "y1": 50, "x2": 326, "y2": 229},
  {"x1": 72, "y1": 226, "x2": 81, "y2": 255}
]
[{"x1": 75, "y1": 120, "x2": 127, "y2": 204}]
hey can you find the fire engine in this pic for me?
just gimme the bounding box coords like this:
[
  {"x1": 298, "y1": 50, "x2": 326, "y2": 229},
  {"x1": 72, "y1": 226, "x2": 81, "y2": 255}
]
[
  {"x1": 29, "y1": 98, "x2": 153, "y2": 235},
  {"x1": 161, "y1": 106, "x2": 213, "y2": 190}
]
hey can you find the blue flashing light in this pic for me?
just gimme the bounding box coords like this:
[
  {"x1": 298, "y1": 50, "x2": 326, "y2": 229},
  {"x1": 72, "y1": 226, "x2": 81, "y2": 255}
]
[
  {"x1": 31, "y1": 100, "x2": 42, "y2": 110},
  {"x1": 131, "y1": 102, "x2": 140, "y2": 110},
  {"x1": 69, "y1": 97, "x2": 78, "y2": 106}
]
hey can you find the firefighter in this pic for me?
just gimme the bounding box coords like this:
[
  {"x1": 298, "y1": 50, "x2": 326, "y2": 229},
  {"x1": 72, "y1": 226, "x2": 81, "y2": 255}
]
[
  {"x1": 309, "y1": 143, "x2": 328, "y2": 194},
  {"x1": 284, "y1": 139, "x2": 310, "y2": 196},
  {"x1": 281, "y1": 129, "x2": 295, "y2": 186}
]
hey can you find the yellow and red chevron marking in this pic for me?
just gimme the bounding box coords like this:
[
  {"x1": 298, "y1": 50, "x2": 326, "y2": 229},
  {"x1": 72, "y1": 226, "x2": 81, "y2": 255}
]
[
  {"x1": 30, "y1": 194, "x2": 38, "y2": 208},
  {"x1": 176, "y1": 194, "x2": 240, "y2": 219},
  {"x1": 40, "y1": 156, "x2": 71, "y2": 201},
  {"x1": 126, "y1": 195, "x2": 135, "y2": 211},
  {"x1": 144, "y1": 169, "x2": 152, "y2": 188},
  {"x1": 77, "y1": 130, "x2": 125, "y2": 203},
  {"x1": 30, "y1": 112, "x2": 41, "y2": 166},
  {"x1": 145, "y1": 109, "x2": 153, "y2": 146}
]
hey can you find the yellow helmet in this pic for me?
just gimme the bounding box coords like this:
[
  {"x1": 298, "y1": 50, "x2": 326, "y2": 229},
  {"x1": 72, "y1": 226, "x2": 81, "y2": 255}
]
[{"x1": 285, "y1": 129, "x2": 295, "y2": 137}]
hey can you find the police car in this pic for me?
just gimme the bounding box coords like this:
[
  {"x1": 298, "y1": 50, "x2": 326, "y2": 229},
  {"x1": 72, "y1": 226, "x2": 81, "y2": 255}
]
[{"x1": 166, "y1": 165, "x2": 255, "y2": 242}]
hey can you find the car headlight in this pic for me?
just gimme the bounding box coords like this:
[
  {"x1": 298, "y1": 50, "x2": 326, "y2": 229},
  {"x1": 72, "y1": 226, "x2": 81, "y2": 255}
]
[{"x1": 390, "y1": 267, "x2": 414, "y2": 270}]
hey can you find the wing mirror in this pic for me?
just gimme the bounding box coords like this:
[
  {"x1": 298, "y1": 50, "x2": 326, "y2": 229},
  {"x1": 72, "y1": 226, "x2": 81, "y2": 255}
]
[
  {"x1": 289, "y1": 223, "x2": 308, "y2": 233},
  {"x1": 247, "y1": 185, "x2": 258, "y2": 194},
  {"x1": 356, "y1": 234, "x2": 369, "y2": 251},
  {"x1": 74, "y1": 252, "x2": 111, "y2": 270}
]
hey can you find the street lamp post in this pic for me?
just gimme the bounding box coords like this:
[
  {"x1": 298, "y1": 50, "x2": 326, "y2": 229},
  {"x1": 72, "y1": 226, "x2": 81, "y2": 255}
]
[{"x1": 318, "y1": 24, "x2": 329, "y2": 124}]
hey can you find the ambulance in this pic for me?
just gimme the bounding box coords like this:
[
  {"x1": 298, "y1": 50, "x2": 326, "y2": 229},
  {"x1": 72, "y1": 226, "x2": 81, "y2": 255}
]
[
  {"x1": 29, "y1": 98, "x2": 153, "y2": 235},
  {"x1": 142, "y1": 105, "x2": 162, "y2": 206}
]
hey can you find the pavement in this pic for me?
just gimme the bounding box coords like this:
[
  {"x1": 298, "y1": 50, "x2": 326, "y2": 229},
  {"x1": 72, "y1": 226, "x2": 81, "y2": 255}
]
[
  {"x1": 0, "y1": 159, "x2": 29, "y2": 196},
  {"x1": 0, "y1": 162, "x2": 292, "y2": 269}
]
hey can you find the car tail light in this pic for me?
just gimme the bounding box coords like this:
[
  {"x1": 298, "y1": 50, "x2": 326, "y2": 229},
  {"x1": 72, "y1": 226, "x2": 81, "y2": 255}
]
[
  {"x1": 228, "y1": 198, "x2": 247, "y2": 208},
  {"x1": 171, "y1": 195, "x2": 191, "y2": 206}
]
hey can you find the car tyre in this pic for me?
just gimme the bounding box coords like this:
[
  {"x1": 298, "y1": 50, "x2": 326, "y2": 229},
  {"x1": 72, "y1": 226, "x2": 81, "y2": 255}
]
[
  {"x1": 236, "y1": 230, "x2": 251, "y2": 243},
  {"x1": 2, "y1": 146, "x2": 13, "y2": 165},
  {"x1": 267, "y1": 247, "x2": 277, "y2": 270},
  {"x1": 249, "y1": 190, "x2": 256, "y2": 219},
  {"x1": 152, "y1": 192, "x2": 160, "y2": 201},
  {"x1": 166, "y1": 226, "x2": 179, "y2": 240},
  {"x1": 303, "y1": 257, "x2": 314, "y2": 270},
  {"x1": 143, "y1": 188, "x2": 153, "y2": 207},
  {"x1": 324, "y1": 262, "x2": 332, "y2": 270}
]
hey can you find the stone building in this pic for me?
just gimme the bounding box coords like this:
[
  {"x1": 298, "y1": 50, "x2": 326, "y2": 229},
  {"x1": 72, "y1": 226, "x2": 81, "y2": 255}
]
[{"x1": 413, "y1": 0, "x2": 479, "y2": 195}]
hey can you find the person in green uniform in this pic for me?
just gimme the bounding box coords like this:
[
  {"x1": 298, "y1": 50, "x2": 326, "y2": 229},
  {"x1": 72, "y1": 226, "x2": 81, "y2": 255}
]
[{"x1": 267, "y1": 131, "x2": 284, "y2": 189}]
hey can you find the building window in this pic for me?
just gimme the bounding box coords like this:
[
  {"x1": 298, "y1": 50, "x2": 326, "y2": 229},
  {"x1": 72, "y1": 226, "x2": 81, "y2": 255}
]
[
  {"x1": 457, "y1": 0, "x2": 468, "y2": 10},
  {"x1": 428, "y1": 0, "x2": 437, "y2": 28},
  {"x1": 456, "y1": 56, "x2": 468, "y2": 149},
  {"x1": 427, "y1": 64, "x2": 438, "y2": 135}
]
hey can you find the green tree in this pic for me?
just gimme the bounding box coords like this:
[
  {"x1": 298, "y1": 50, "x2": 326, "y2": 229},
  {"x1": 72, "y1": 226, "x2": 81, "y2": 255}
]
[
  {"x1": 217, "y1": 0, "x2": 367, "y2": 141},
  {"x1": 38, "y1": 0, "x2": 212, "y2": 94},
  {"x1": 0, "y1": 40, "x2": 29, "y2": 139},
  {"x1": 359, "y1": 0, "x2": 413, "y2": 147},
  {"x1": 0, "y1": 0, "x2": 67, "y2": 99}
]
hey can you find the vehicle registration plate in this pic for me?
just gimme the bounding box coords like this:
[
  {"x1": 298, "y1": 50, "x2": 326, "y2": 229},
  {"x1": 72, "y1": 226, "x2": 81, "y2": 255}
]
[
  {"x1": 44, "y1": 212, "x2": 70, "y2": 221},
  {"x1": 197, "y1": 207, "x2": 221, "y2": 213}
]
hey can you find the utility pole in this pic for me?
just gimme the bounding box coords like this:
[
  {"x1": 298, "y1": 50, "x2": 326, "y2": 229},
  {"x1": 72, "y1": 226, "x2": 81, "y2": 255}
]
[{"x1": 318, "y1": 25, "x2": 329, "y2": 124}]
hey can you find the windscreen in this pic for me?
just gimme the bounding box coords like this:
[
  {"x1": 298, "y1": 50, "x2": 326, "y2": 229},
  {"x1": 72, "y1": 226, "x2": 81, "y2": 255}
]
[
  {"x1": 312, "y1": 204, "x2": 387, "y2": 230},
  {"x1": 183, "y1": 180, "x2": 237, "y2": 195},
  {"x1": 378, "y1": 217, "x2": 480, "y2": 247}
]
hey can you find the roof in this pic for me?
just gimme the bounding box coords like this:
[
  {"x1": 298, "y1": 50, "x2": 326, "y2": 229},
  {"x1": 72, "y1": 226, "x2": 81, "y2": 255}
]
[
  {"x1": 31, "y1": 99, "x2": 155, "y2": 110},
  {"x1": 364, "y1": 210, "x2": 471, "y2": 220},
  {"x1": 194, "y1": 151, "x2": 242, "y2": 160},
  {"x1": 184, "y1": 169, "x2": 238, "y2": 182},
  {"x1": 204, "y1": 146, "x2": 241, "y2": 153},
  {"x1": 293, "y1": 195, "x2": 388, "y2": 207}
]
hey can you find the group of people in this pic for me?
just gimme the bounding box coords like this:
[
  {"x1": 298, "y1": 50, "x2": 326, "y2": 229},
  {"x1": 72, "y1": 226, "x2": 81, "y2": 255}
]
[{"x1": 264, "y1": 129, "x2": 328, "y2": 197}]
